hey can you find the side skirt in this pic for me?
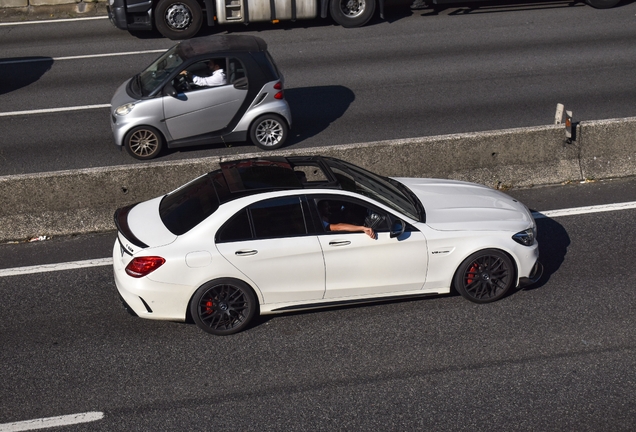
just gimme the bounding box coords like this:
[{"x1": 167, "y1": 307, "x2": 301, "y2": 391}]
[{"x1": 267, "y1": 292, "x2": 440, "y2": 314}]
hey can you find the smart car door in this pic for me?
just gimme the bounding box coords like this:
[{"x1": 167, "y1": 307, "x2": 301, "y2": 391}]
[
  {"x1": 215, "y1": 196, "x2": 325, "y2": 304},
  {"x1": 163, "y1": 59, "x2": 247, "y2": 140},
  {"x1": 314, "y1": 196, "x2": 429, "y2": 299}
]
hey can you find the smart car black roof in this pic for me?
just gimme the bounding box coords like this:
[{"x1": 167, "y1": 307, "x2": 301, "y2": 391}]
[{"x1": 176, "y1": 35, "x2": 268, "y2": 60}]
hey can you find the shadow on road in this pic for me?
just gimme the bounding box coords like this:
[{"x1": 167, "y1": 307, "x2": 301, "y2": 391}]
[
  {"x1": 285, "y1": 85, "x2": 355, "y2": 145},
  {"x1": 0, "y1": 57, "x2": 53, "y2": 96},
  {"x1": 523, "y1": 216, "x2": 570, "y2": 291}
]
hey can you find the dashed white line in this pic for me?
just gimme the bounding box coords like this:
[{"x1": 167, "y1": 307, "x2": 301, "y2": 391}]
[
  {"x1": 0, "y1": 411, "x2": 104, "y2": 431},
  {"x1": 0, "y1": 49, "x2": 166, "y2": 65},
  {"x1": 531, "y1": 201, "x2": 636, "y2": 219},
  {"x1": 0, "y1": 104, "x2": 111, "y2": 118},
  {"x1": 0, "y1": 258, "x2": 112, "y2": 278},
  {"x1": 0, "y1": 16, "x2": 108, "y2": 26}
]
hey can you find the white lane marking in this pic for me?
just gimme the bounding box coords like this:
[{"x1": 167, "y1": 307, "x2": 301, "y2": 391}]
[
  {"x1": 0, "y1": 49, "x2": 165, "y2": 65},
  {"x1": 0, "y1": 258, "x2": 112, "y2": 278},
  {"x1": 531, "y1": 201, "x2": 636, "y2": 219},
  {"x1": 0, "y1": 411, "x2": 104, "y2": 431},
  {"x1": 0, "y1": 16, "x2": 108, "y2": 26},
  {"x1": 1, "y1": 201, "x2": 635, "y2": 278},
  {"x1": 0, "y1": 104, "x2": 111, "y2": 118}
]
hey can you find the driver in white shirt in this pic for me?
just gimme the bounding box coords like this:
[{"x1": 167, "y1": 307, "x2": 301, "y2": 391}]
[{"x1": 180, "y1": 60, "x2": 227, "y2": 87}]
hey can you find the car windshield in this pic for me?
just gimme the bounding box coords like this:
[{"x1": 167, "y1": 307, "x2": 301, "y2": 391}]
[
  {"x1": 324, "y1": 159, "x2": 422, "y2": 221},
  {"x1": 137, "y1": 45, "x2": 185, "y2": 96}
]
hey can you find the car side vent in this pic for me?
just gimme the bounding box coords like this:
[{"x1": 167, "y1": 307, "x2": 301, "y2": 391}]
[
  {"x1": 253, "y1": 93, "x2": 267, "y2": 106},
  {"x1": 139, "y1": 297, "x2": 153, "y2": 313}
]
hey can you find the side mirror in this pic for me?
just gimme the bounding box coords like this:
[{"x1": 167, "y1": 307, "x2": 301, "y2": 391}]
[
  {"x1": 233, "y1": 77, "x2": 248, "y2": 90},
  {"x1": 390, "y1": 219, "x2": 406, "y2": 238},
  {"x1": 163, "y1": 84, "x2": 178, "y2": 98}
]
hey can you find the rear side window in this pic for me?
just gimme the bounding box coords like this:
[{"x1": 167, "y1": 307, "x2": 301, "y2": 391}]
[
  {"x1": 216, "y1": 196, "x2": 308, "y2": 243},
  {"x1": 160, "y1": 173, "x2": 222, "y2": 235}
]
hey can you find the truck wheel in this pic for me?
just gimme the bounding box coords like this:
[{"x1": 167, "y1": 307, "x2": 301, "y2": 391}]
[
  {"x1": 155, "y1": 0, "x2": 203, "y2": 40},
  {"x1": 330, "y1": 0, "x2": 375, "y2": 28},
  {"x1": 584, "y1": 0, "x2": 620, "y2": 8}
]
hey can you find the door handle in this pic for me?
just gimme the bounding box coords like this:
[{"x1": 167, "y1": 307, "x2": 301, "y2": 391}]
[
  {"x1": 328, "y1": 241, "x2": 351, "y2": 247},
  {"x1": 235, "y1": 250, "x2": 258, "y2": 256}
]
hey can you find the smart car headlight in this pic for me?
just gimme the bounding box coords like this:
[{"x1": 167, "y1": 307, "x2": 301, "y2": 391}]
[
  {"x1": 115, "y1": 103, "x2": 135, "y2": 116},
  {"x1": 512, "y1": 228, "x2": 535, "y2": 246}
]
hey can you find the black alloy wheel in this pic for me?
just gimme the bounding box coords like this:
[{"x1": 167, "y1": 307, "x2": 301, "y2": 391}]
[
  {"x1": 191, "y1": 279, "x2": 257, "y2": 335},
  {"x1": 453, "y1": 249, "x2": 515, "y2": 304}
]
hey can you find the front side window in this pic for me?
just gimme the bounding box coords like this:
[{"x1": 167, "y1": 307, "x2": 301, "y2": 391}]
[
  {"x1": 137, "y1": 45, "x2": 185, "y2": 97},
  {"x1": 315, "y1": 198, "x2": 389, "y2": 234}
]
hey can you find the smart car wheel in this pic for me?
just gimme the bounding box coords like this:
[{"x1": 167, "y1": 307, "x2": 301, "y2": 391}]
[
  {"x1": 330, "y1": 0, "x2": 375, "y2": 28},
  {"x1": 155, "y1": 0, "x2": 203, "y2": 40},
  {"x1": 453, "y1": 249, "x2": 515, "y2": 304},
  {"x1": 124, "y1": 126, "x2": 164, "y2": 160},
  {"x1": 191, "y1": 279, "x2": 257, "y2": 336},
  {"x1": 249, "y1": 114, "x2": 288, "y2": 150}
]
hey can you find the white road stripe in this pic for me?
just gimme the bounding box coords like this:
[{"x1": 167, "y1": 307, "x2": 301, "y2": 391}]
[
  {"x1": 0, "y1": 201, "x2": 634, "y2": 278},
  {"x1": 0, "y1": 104, "x2": 111, "y2": 117},
  {"x1": 0, "y1": 258, "x2": 112, "y2": 278},
  {"x1": 0, "y1": 16, "x2": 108, "y2": 26},
  {"x1": 0, "y1": 411, "x2": 104, "y2": 431},
  {"x1": 531, "y1": 201, "x2": 636, "y2": 219},
  {"x1": 0, "y1": 49, "x2": 166, "y2": 65}
]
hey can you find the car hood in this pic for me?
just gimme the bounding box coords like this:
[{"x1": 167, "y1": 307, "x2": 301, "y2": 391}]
[
  {"x1": 394, "y1": 178, "x2": 534, "y2": 231},
  {"x1": 110, "y1": 79, "x2": 137, "y2": 111}
]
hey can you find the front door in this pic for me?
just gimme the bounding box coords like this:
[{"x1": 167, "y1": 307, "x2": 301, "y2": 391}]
[{"x1": 313, "y1": 196, "x2": 429, "y2": 299}]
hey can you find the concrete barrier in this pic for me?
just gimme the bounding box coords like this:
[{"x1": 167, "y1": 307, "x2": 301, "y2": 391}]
[{"x1": 1, "y1": 117, "x2": 634, "y2": 243}]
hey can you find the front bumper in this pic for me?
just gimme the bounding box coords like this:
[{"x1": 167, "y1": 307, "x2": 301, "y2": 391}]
[{"x1": 518, "y1": 261, "x2": 543, "y2": 288}]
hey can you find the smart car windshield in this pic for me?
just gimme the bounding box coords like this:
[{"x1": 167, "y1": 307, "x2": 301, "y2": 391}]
[
  {"x1": 324, "y1": 159, "x2": 423, "y2": 221},
  {"x1": 136, "y1": 45, "x2": 185, "y2": 97}
]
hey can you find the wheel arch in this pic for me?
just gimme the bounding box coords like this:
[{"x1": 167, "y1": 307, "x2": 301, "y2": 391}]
[
  {"x1": 186, "y1": 276, "x2": 263, "y2": 320},
  {"x1": 449, "y1": 246, "x2": 520, "y2": 294}
]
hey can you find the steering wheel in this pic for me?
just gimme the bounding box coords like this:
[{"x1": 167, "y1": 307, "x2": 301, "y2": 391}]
[{"x1": 175, "y1": 74, "x2": 191, "y2": 92}]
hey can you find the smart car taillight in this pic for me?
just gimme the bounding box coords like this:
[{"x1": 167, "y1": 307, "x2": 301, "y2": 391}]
[
  {"x1": 125, "y1": 256, "x2": 165, "y2": 278},
  {"x1": 273, "y1": 82, "x2": 284, "y2": 99}
]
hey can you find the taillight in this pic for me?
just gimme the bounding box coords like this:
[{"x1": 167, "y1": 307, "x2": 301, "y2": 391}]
[
  {"x1": 125, "y1": 256, "x2": 165, "y2": 278},
  {"x1": 274, "y1": 81, "x2": 284, "y2": 99}
]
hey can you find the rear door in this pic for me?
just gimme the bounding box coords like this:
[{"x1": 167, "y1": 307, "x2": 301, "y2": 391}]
[{"x1": 215, "y1": 196, "x2": 325, "y2": 304}]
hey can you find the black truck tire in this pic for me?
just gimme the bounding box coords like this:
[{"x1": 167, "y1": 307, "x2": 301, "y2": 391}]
[
  {"x1": 330, "y1": 0, "x2": 375, "y2": 28},
  {"x1": 155, "y1": 0, "x2": 203, "y2": 40}
]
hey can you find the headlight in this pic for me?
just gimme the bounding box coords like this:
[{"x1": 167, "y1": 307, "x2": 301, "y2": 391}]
[
  {"x1": 115, "y1": 103, "x2": 135, "y2": 116},
  {"x1": 512, "y1": 228, "x2": 535, "y2": 246}
]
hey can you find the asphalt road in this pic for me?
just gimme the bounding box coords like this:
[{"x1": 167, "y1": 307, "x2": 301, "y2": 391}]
[
  {"x1": 1, "y1": 0, "x2": 636, "y2": 175},
  {"x1": 1, "y1": 177, "x2": 635, "y2": 430}
]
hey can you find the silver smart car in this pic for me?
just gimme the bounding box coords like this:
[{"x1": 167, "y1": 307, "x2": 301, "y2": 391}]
[{"x1": 110, "y1": 35, "x2": 292, "y2": 160}]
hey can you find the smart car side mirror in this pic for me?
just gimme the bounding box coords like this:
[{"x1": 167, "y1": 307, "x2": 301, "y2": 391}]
[
  {"x1": 233, "y1": 77, "x2": 248, "y2": 90},
  {"x1": 163, "y1": 84, "x2": 178, "y2": 98},
  {"x1": 390, "y1": 219, "x2": 406, "y2": 238}
]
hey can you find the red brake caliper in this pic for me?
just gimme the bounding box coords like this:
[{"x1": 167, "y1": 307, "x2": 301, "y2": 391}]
[{"x1": 466, "y1": 263, "x2": 479, "y2": 285}]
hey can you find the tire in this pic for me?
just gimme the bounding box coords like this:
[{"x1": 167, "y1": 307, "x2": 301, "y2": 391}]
[
  {"x1": 190, "y1": 279, "x2": 257, "y2": 336},
  {"x1": 330, "y1": 0, "x2": 375, "y2": 28},
  {"x1": 124, "y1": 126, "x2": 164, "y2": 160},
  {"x1": 155, "y1": 0, "x2": 203, "y2": 40},
  {"x1": 249, "y1": 114, "x2": 288, "y2": 151},
  {"x1": 453, "y1": 249, "x2": 515, "y2": 304},
  {"x1": 584, "y1": 0, "x2": 620, "y2": 8}
]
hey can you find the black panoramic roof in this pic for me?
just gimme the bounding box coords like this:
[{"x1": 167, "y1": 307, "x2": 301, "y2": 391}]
[{"x1": 176, "y1": 35, "x2": 268, "y2": 60}]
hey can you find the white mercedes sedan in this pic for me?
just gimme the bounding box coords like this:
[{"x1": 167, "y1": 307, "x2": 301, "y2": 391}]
[{"x1": 113, "y1": 156, "x2": 542, "y2": 335}]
